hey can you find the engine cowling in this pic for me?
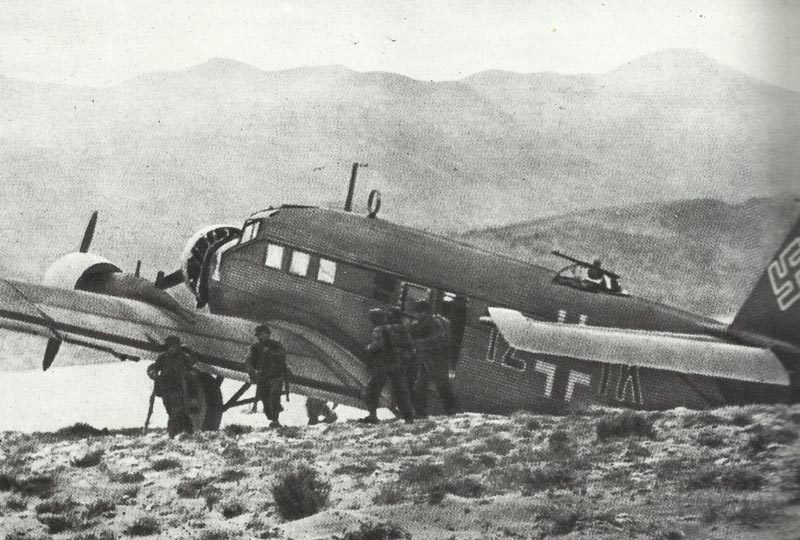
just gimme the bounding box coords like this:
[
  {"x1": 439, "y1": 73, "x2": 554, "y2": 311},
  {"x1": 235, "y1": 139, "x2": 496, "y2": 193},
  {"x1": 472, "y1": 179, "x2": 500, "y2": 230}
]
[
  {"x1": 43, "y1": 252, "x2": 122, "y2": 289},
  {"x1": 43, "y1": 252, "x2": 190, "y2": 317},
  {"x1": 179, "y1": 224, "x2": 241, "y2": 305}
]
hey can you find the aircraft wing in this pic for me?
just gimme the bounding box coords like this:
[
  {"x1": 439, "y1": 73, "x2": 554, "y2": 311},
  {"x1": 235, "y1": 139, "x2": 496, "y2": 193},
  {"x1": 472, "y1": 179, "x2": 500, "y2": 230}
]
[
  {"x1": 0, "y1": 279, "x2": 371, "y2": 408},
  {"x1": 487, "y1": 307, "x2": 789, "y2": 386}
]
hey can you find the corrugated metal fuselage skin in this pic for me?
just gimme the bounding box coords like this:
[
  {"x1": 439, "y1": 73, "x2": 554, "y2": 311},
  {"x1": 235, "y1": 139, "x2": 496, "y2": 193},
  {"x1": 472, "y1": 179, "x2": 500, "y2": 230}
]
[{"x1": 205, "y1": 207, "x2": 783, "y2": 414}]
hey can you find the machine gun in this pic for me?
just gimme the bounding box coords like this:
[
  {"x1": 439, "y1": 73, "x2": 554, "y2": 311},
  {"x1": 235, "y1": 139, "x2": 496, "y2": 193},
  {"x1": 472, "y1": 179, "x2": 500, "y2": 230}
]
[
  {"x1": 550, "y1": 251, "x2": 625, "y2": 294},
  {"x1": 551, "y1": 250, "x2": 621, "y2": 279}
]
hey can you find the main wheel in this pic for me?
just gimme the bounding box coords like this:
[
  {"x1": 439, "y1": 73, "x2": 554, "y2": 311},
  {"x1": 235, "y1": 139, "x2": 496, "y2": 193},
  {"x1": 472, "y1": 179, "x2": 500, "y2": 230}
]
[{"x1": 187, "y1": 373, "x2": 224, "y2": 431}]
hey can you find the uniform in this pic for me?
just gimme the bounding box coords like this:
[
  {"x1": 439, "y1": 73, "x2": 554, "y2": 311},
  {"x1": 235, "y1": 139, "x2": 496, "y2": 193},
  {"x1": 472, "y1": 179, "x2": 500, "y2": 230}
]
[
  {"x1": 362, "y1": 310, "x2": 415, "y2": 423},
  {"x1": 148, "y1": 346, "x2": 196, "y2": 437},
  {"x1": 246, "y1": 338, "x2": 288, "y2": 426},
  {"x1": 411, "y1": 312, "x2": 457, "y2": 416}
]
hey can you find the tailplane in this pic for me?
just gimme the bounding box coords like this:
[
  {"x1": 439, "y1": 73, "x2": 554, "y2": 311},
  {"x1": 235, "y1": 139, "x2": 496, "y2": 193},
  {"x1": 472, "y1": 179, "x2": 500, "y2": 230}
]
[{"x1": 729, "y1": 216, "x2": 800, "y2": 350}]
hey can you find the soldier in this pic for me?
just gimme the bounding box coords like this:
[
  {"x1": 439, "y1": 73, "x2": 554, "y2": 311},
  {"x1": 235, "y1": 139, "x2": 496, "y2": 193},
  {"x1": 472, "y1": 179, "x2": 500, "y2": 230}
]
[
  {"x1": 146, "y1": 335, "x2": 196, "y2": 438},
  {"x1": 411, "y1": 300, "x2": 457, "y2": 417},
  {"x1": 246, "y1": 324, "x2": 288, "y2": 428},
  {"x1": 360, "y1": 308, "x2": 415, "y2": 424},
  {"x1": 305, "y1": 397, "x2": 337, "y2": 425}
]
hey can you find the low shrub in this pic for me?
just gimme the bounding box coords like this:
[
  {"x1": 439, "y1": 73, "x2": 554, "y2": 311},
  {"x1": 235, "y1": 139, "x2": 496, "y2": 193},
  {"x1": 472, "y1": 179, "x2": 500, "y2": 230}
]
[
  {"x1": 54, "y1": 423, "x2": 109, "y2": 440},
  {"x1": 373, "y1": 484, "x2": 405, "y2": 505},
  {"x1": 221, "y1": 499, "x2": 246, "y2": 519},
  {"x1": 15, "y1": 473, "x2": 58, "y2": 498},
  {"x1": 397, "y1": 462, "x2": 444, "y2": 485},
  {"x1": 272, "y1": 465, "x2": 331, "y2": 520},
  {"x1": 151, "y1": 458, "x2": 181, "y2": 471},
  {"x1": 216, "y1": 468, "x2": 247, "y2": 483},
  {"x1": 6, "y1": 494, "x2": 27, "y2": 511},
  {"x1": 124, "y1": 516, "x2": 160, "y2": 536},
  {"x1": 109, "y1": 471, "x2": 144, "y2": 484},
  {"x1": 334, "y1": 461, "x2": 379, "y2": 476},
  {"x1": 439, "y1": 476, "x2": 484, "y2": 498},
  {"x1": 35, "y1": 497, "x2": 78, "y2": 515},
  {"x1": 85, "y1": 498, "x2": 116, "y2": 519},
  {"x1": 72, "y1": 449, "x2": 104, "y2": 468},
  {"x1": 597, "y1": 412, "x2": 655, "y2": 441},
  {"x1": 177, "y1": 476, "x2": 214, "y2": 498},
  {"x1": 224, "y1": 424, "x2": 253, "y2": 437},
  {"x1": 199, "y1": 530, "x2": 231, "y2": 540},
  {"x1": 696, "y1": 429, "x2": 725, "y2": 448},
  {"x1": 522, "y1": 465, "x2": 578, "y2": 493},
  {"x1": 342, "y1": 521, "x2": 411, "y2": 540},
  {"x1": 69, "y1": 530, "x2": 116, "y2": 540},
  {"x1": 731, "y1": 412, "x2": 753, "y2": 427},
  {"x1": 686, "y1": 465, "x2": 765, "y2": 491},
  {"x1": 38, "y1": 513, "x2": 81, "y2": 534}
]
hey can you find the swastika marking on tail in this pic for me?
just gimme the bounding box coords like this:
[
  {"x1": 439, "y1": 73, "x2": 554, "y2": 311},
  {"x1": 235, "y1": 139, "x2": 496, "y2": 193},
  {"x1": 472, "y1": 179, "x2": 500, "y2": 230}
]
[{"x1": 768, "y1": 237, "x2": 800, "y2": 311}]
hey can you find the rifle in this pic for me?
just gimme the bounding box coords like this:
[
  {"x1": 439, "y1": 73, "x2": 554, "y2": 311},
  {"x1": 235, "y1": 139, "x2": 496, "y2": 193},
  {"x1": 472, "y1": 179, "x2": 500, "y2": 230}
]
[{"x1": 142, "y1": 385, "x2": 157, "y2": 434}]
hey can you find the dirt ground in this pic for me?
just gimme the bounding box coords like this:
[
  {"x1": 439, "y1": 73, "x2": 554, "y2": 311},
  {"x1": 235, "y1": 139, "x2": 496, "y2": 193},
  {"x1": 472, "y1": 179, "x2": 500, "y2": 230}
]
[{"x1": 1, "y1": 404, "x2": 798, "y2": 540}]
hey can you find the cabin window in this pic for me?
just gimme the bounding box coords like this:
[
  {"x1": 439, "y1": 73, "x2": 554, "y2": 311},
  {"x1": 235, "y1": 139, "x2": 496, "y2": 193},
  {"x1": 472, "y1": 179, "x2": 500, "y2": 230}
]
[
  {"x1": 264, "y1": 244, "x2": 284, "y2": 269},
  {"x1": 289, "y1": 250, "x2": 311, "y2": 276},
  {"x1": 317, "y1": 258, "x2": 336, "y2": 284},
  {"x1": 240, "y1": 221, "x2": 261, "y2": 243},
  {"x1": 373, "y1": 273, "x2": 398, "y2": 303},
  {"x1": 211, "y1": 240, "x2": 237, "y2": 281}
]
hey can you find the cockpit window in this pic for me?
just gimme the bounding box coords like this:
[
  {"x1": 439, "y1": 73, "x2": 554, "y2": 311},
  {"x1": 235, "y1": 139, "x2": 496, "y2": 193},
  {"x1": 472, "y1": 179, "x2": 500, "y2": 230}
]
[
  {"x1": 317, "y1": 258, "x2": 336, "y2": 284},
  {"x1": 240, "y1": 221, "x2": 261, "y2": 243},
  {"x1": 289, "y1": 250, "x2": 311, "y2": 276},
  {"x1": 264, "y1": 244, "x2": 284, "y2": 269}
]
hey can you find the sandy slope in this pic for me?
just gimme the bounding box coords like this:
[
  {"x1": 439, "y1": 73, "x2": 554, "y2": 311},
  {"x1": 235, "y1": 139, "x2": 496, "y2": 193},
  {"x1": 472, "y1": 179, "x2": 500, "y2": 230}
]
[{"x1": 1, "y1": 405, "x2": 798, "y2": 540}]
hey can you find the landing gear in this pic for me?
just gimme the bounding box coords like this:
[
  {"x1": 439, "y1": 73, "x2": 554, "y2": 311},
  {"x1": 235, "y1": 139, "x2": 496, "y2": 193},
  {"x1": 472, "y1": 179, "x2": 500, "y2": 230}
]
[{"x1": 187, "y1": 373, "x2": 224, "y2": 431}]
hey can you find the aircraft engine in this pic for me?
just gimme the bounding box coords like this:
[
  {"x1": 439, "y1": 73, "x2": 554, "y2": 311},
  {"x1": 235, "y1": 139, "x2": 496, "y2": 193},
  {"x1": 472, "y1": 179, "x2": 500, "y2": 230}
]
[
  {"x1": 177, "y1": 224, "x2": 241, "y2": 307},
  {"x1": 42, "y1": 251, "x2": 190, "y2": 315},
  {"x1": 43, "y1": 252, "x2": 122, "y2": 290}
]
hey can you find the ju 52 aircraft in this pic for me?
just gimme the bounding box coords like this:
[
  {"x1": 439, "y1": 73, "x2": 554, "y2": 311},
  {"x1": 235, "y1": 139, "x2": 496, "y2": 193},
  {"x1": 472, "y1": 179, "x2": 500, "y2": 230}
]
[{"x1": 0, "y1": 178, "x2": 797, "y2": 430}]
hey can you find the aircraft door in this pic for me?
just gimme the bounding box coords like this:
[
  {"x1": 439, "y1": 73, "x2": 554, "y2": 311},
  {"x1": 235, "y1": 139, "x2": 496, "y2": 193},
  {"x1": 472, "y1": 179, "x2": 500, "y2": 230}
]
[{"x1": 436, "y1": 291, "x2": 468, "y2": 364}]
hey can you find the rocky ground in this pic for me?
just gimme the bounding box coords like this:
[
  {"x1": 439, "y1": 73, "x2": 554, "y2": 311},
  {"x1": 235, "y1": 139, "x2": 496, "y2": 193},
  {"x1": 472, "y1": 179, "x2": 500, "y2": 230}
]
[{"x1": 1, "y1": 405, "x2": 799, "y2": 540}]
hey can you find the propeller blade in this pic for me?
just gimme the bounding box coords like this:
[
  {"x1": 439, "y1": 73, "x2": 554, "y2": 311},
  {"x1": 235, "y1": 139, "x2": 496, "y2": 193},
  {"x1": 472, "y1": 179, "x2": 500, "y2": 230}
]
[
  {"x1": 79, "y1": 211, "x2": 98, "y2": 253},
  {"x1": 155, "y1": 269, "x2": 184, "y2": 290},
  {"x1": 43, "y1": 338, "x2": 62, "y2": 371}
]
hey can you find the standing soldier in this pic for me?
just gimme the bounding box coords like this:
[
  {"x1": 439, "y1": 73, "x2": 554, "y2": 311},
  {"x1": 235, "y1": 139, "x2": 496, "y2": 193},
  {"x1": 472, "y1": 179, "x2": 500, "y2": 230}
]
[
  {"x1": 360, "y1": 308, "x2": 415, "y2": 425},
  {"x1": 146, "y1": 335, "x2": 196, "y2": 438},
  {"x1": 411, "y1": 300, "x2": 457, "y2": 417},
  {"x1": 246, "y1": 324, "x2": 288, "y2": 428}
]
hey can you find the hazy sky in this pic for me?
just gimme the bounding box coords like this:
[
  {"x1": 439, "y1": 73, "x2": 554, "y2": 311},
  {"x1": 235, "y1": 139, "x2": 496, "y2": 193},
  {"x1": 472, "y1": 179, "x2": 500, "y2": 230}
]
[{"x1": 1, "y1": 0, "x2": 798, "y2": 89}]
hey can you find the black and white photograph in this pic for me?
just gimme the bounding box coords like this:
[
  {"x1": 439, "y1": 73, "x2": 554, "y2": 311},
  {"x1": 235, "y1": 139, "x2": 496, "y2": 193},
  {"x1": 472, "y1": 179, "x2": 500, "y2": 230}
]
[{"x1": 1, "y1": 1, "x2": 798, "y2": 538}]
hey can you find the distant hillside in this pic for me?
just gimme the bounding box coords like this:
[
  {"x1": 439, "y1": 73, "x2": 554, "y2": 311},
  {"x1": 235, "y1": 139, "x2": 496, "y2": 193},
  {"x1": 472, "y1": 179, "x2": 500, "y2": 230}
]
[
  {"x1": 461, "y1": 196, "x2": 800, "y2": 317},
  {"x1": 2, "y1": 49, "x2": 798, "y2": 283}
]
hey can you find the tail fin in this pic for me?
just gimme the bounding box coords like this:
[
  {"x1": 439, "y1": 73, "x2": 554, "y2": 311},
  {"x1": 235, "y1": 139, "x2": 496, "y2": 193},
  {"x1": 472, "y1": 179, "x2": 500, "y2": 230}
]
[{"x1": 729, "y1": 216, "x2": 800, "y2": 350}]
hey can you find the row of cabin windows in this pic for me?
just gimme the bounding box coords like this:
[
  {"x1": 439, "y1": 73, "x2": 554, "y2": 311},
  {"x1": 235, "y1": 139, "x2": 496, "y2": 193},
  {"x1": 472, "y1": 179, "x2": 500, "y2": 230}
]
[{"x1": 264, "y1": 243, "x2": 336, "y2": 284}]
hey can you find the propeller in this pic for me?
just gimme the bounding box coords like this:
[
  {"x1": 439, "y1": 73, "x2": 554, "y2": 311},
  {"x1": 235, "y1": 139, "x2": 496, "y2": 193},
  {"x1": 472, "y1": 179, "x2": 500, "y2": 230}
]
[
  {"x1": 155, "y1": 269, "x2": 184, "y2": 290},
  {"x1": 79, "y1": 211, "x2": 98, "y2": 253}
]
